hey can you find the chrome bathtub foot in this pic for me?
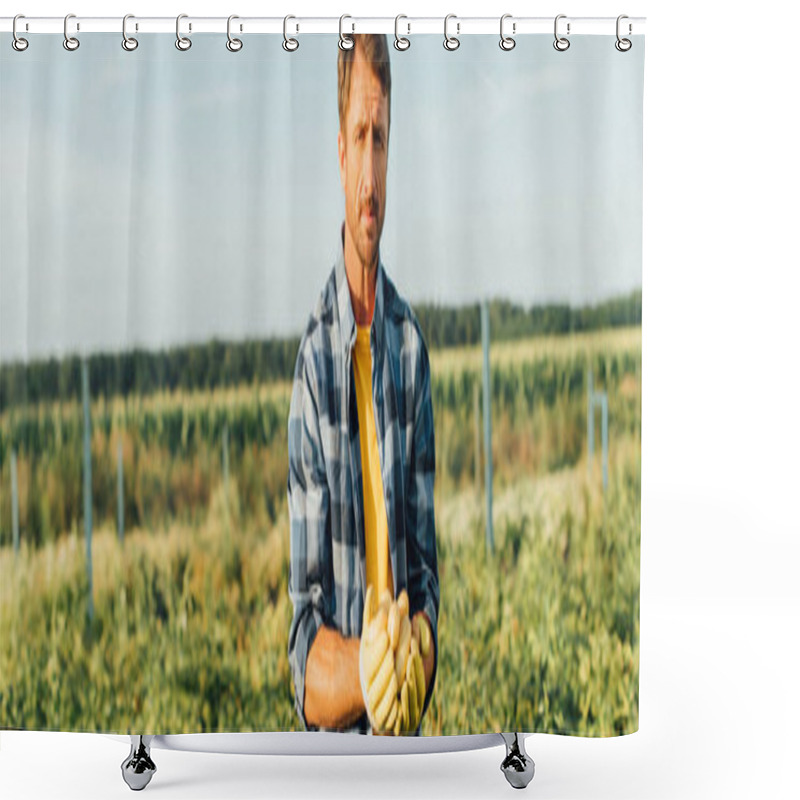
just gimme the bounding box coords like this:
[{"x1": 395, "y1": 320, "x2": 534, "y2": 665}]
[
  {"x1": 500, "y1": 732, "x2": 535, "y2": 789},
  {"x1": 121, "y1": 735, "x2": 156, "y2": 791}
]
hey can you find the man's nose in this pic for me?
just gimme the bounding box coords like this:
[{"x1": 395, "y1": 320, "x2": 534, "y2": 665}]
[{"x1": 361, "y1": 139, "x2": 377, "y2": 196}]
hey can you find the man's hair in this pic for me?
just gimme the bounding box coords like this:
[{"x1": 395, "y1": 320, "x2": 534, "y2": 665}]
[{"x1": 337, "y1": 34, "x2": 392, "y2": 136}]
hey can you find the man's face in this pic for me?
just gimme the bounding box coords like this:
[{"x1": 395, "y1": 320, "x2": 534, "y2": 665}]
[{"x1": 338, "y1": 49, "x2": 389, "y2": 273}]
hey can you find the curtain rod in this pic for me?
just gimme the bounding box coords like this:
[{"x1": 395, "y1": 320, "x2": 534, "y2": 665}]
[{"x1": 1, "y1": 16, "x2": 646, "y2": 36}]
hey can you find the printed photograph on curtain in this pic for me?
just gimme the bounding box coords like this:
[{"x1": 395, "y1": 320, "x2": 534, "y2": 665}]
[{"x1": 0, "y1": 31, "x2": 643, "y2": 737}]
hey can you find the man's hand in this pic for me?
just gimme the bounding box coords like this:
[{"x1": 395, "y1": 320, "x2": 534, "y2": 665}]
[{"x1": 303, "y1": 625, "x2": 364, "y2": 730}]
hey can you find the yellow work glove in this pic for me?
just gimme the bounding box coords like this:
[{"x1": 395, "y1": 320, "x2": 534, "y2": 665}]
[
  {"x1": 412, "y1": 612, "x2": 433, "y2": 661},
  {"x1": 360, "y1": 587, "x2": 432, "y2": 736},
  {"x1": 359, "y1": 586, "x2": 399, "y2": 734},
  {"x1": 397, "y1": 610, "x2": 431, "y2": 735}
]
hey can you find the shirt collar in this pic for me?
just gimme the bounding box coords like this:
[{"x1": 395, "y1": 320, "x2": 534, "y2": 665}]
[{"x1": 335, "y1": 221, "x2": 386, "y2": 359}]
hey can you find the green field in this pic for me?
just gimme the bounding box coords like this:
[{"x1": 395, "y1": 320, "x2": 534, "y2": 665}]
[{"x1": 0, "y1": 326, "x2": 640, "y2": 736}]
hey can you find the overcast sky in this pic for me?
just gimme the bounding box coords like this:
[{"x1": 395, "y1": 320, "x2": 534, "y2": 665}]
[{"x1": 0, "y1": 33, "x2": 643, "y2": 364}]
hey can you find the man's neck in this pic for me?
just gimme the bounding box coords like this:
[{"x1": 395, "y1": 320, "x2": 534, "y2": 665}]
[{"x1": 344, "y1": 226, "x2": 377, "y2": 328}]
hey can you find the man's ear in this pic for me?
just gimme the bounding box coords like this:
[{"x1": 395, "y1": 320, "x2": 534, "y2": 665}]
[{"x1": 337, "y1": 127, "x2": 346, "y2": 191}]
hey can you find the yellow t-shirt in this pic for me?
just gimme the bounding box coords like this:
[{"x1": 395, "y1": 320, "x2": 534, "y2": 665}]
[{"x1": 353, "y1": 324, "x2": 394, "y2": 600}]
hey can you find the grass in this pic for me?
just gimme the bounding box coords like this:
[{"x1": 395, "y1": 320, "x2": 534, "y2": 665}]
[{"x1": 0, "y1": 327, "x2": 640, "y2": 735}]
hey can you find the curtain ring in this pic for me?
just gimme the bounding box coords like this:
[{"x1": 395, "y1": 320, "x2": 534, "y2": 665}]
[
  {"x1": 553, "y1": 14, "x2": 570, "y2": 51},
  {"x1": 394, "y1": 15, "x2": 410, "y2": 51},
  {"x1": 443, "y1": 14, "x2": 460, "y2": 51},
  {"x1": 175, "y1": 13, "x2": 192, "y2": 51},
  {"x1": 226, "y1": 15, "x2": 243, "y2": 52},
  {"x1": 122, "y1": 14, "x2": 138, "y2": 51},
  {"x1": 339, "y1": 14, "x2": 355, "y2": 50},
  {"x1": 283, "y1": 15, "x2": 299, "y2": 51},
  {"x1": 12, "y1": 14, "x2": 29, "y2": 52},
  {"x1": 499, "y1": 14, "x2": 515, "y2": 51},
  {"x1": 63, "y1": 13, "x2": 80, "y2": 51},
  {"x1": 615, "y1": 15, "x2": 632, "y2": 51}
]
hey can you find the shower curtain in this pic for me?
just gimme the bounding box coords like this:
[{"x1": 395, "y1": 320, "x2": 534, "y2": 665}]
[{"x1": 0, "y1": 26, "x2": 644, "y2": 738}]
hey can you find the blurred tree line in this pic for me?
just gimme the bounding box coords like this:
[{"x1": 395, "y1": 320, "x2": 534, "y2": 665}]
[{"x1": 0, "y1": 289, "x2": 640, "y2": 409}]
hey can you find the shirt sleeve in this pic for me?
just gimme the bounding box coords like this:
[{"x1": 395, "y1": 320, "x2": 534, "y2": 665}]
[
  {"x1": 406, "y1": 335, "x2": 440, "y2": 721},
  {"x1": 287, "y1": 345, "x2": 331, "y2": 731}
]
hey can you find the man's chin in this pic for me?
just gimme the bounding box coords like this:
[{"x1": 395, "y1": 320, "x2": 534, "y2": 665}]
[
  {"x1": 361, "y1": 217, "x2": 379, "y2": 240},
  {"x1": 358, "y1": 229, "x2": 381, "y2": 266}
]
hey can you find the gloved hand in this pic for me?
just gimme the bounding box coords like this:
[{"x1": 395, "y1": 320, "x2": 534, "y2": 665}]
[
  {"x1": 360, "y1": 587, "x2": 432, "y2": 735},
  {"x1": 359, "y1": 586, "x2": 398, "y2": 734},
  {"x1": 412, "y1": 611, "x2": 432, "y2": 661},
  {"x1": 397, "y1": 609, "x2": 432, "y2": 734}
]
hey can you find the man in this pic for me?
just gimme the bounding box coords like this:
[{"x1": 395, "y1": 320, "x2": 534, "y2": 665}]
[{"x1": 287, "y1": 34, "x2": 439, "y2": 734}]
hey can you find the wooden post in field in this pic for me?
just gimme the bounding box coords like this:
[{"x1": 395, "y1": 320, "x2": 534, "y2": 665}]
[
  {"x1": 117, "y1": 437, "x2": 125, "y2": 545},
  {"x1": 11, "y1": 450, "x2": 19, "y2": 555},
  {"x1": 222, "y1": 421, "x2": 230, "y2": 493},
  {"x1": 587, "y1": 366, "x2": 609, "y2": 492},
  {"x1": 81, "y1": 357, "x2": 94, "y2": 623},
  {"x1": 481, "y1": 300, "x2": 494, "y2": 554},
  {"x1": 600, "y1": 393, "x2": 609, "y2": 491},
  {"x1": 587, "y1": 367, "x2": 594, "y2": 469},
  {"x1": 473, "y1": 380, "x2": 481, "y2": 496}
]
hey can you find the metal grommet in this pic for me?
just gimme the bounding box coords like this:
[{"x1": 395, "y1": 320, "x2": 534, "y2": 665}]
[
  {"x1": 339, "y1": 14, "x2": 354, "y2": 51},
  {"x1": 12, "y1": 14, "x2": 29, "y2": 51},
  {"x1": 394, "y1": 14, "x2": 410, "y2": 51},
  {"x1": 175, "y1": 13, "x2": 192, "y2": 51},
  {"x1": 443, "y1": 14, "x2": 460, "y2": 51},
  {"x1": 282, "y1": 15, "x2": 299, "y2": 51},
  {"x1": 226, "y1": 15, "x2": 243, "y2": 52},
  {"x1": 499, "y1": 13, "x2": 515, "y2": 51},
  {"x1": 553, "y1": 14, "x2": 570, "y2": 51},
  {"x1": 615, "y1": 14, "x2": 632, "y2": 51},
  {"x1": 122, "y1": 14, "x2": 138, "y2": 51},
  {"x1": 63, "y1": 13, "x2": 80, "y2": 51}
]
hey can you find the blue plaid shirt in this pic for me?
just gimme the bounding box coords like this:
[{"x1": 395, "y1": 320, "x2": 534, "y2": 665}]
[{"x1": 287, "y1": 223, "x2": 439, "y2": 733}]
